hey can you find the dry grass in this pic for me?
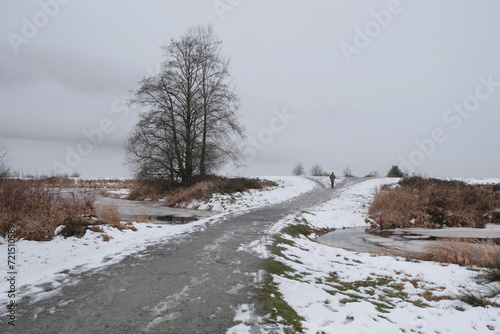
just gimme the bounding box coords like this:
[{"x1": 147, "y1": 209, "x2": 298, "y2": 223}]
[
  {"x1": 368, "y1": 177, "x2": 500, "y2": 229},
  {"x1": 127, "y1": 180, "x2": 168, "y2": 201},
  {"x1": 95, "y1": 202, "x2": 137, "y2": 232},
  {"x1": 372, "y1": 238, "x2": 500, "y2": 270},
  {"x1": 33, "y1": 176, "x2": 136, "y2": 190},
  {"x1": 0, "y1": 178, "x2": 136, "y2": 241},
  {"x1": 164, "y1": 177, "x2": 277, "y2": 207},
  {"x1": 96, "y1": 202, "x2": 121, "y2": 225},
  {"x1": 125, "y1": 211, "x2": 151, "y2": 224},
  {"x1": 368, "y1": 186, "x2": 425, "y2": 229},
  {"x1": 128, "y1": 176, "x2": 277, "y2": 207},
  {"x1": 0, "y1": 179, "x2": 95, "y2": 240},
  {"x1": 164, "y1": 181, "x2": 217, "y2": 207},
  {"x1": 417, "y1": 238, "x2": 500, "y2": 268}
]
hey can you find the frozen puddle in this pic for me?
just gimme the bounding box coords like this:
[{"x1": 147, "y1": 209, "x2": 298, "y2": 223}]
[
  {"x1": 97, "y1": 196, "x2": 216, "y2": 223},
  {"x1": 317, "y1": 224, "x2": 500, "y2": 253}
]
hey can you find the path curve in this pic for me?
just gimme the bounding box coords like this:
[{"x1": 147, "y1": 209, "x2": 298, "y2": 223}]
[{"x1": 9, "y1": 177, "x2": 362, "y2": 334}]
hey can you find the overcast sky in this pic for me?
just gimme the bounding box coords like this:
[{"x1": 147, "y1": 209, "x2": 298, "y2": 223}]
[{"x1": 1, "y1": 0, "x2": 499, "y2": 178}]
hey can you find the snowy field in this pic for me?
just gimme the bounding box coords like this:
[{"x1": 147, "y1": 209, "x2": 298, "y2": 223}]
[
  {"x1": 0, "y1": 176, "x2": 316, "y2": 307},
  {"x1": 231, "y1": 177, "x2": 500, "y2": 334},
  {"x1": 2, "y1": 176, "x2": 500, "y2": 333}
]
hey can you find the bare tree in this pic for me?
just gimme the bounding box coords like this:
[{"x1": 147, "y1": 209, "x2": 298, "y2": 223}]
[
  {"x1": 125, "y1": 25, "x2": 244, "y2": 187},
  {"x1": 310, "y1": 164, "x2": 326, "y2": 176},
  {"x1": 0, "y1": 143, "x2": 11, "y2": 180},
  {"x1": 343, "y1": 166, "x2": 354, "y2": 177},
  {"x1": 191, "y1": 25, "x2": 242, "y2": 178},
  {"x1": 292, "y1": 162, "x2": 305, "y2": 176}
]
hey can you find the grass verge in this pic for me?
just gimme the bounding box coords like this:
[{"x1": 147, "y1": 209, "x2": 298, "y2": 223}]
[
  {"x1": 256, "y1": 223, "x2": 312, "y2": 333},
  {"x1": 257, "y1": 260, "x2": 305, "y2": 333}
]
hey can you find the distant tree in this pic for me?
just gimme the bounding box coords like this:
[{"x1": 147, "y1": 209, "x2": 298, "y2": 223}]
[
  {"x1": 310, "y1": 164, "x2": 326, "y2": 176},
  {"x1": 125, "y1": 24, "x2": 244, "y2": 187},
  {"x1": 387, "y1": 165, "x2": 405, "y2": 177},
  {"x1": 343, "y1": 166, "x2": 354, "y2": 177},
  {"x1": 292, "y1": 162, "x2": 305, "y2": 176},
  {"x1": 0, "y1": 143, "x2": 11, "y2": 180}
]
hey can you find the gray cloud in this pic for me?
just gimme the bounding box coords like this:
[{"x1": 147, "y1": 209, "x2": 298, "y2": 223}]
[{"x1": 0, "y1": 0, "x2": 499, "y2": 178}]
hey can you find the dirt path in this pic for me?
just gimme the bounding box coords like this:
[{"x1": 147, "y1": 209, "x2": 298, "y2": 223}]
[{"x1": 9, "y1": 178, "x2": 362, "y2": 334}]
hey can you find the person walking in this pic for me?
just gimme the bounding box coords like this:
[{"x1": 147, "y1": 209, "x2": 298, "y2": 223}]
[{"x1": 330, "y1": 172, "x2": 336, "y2": 189}]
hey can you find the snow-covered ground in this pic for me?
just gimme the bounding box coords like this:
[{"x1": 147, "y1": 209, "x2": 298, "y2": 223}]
[
  {"x1": 189, "y1": 176, "x2": 316, "y2": 214},
  {"x1": 3, "y1": 176, "x2": 500, "y2": 333},
  {"x1": 0, "y1": 176, "x2": 316, "y2": 306},
  {"x1": 231, "y1": 177, "x2": 500, "y2": 333}
]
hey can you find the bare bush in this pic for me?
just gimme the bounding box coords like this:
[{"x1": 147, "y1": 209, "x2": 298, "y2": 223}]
[
  {"x1": 0, "y1": 178, "x2": 136, "y2": 241},
  {"x1": 343, "y1": 166, "x2": 354, "y2": 177},
  {"x1": 310, "y1": 164, "x2": 326, "y2": 176},
  {"x1": 292, "y1": 162, "x2": 305, "y2": 176},
  {"x1": 0, "y1": 179, "x2": 95, "y2": 240}
]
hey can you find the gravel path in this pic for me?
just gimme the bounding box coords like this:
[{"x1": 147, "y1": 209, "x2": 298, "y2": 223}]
[{"x1": 10, "y1": 178, "x2": 360, "y2": 334}]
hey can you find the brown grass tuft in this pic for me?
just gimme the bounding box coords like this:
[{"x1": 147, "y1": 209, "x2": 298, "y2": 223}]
[
  {"x1": 418, "y1": 238, "x2": 500, "y2": 268},
  {"x1": 96, "y1": 202, "x2": 121, "y2": 225}
]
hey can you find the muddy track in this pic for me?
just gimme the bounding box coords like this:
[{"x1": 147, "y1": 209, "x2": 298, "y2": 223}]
[{"x1": 8, "y1": 178, "x2": 363, "y2": 334}]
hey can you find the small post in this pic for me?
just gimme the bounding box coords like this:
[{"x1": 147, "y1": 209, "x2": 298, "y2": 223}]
[{"x1": 379, "y1": 209, "x2": 383, "y2": 233}]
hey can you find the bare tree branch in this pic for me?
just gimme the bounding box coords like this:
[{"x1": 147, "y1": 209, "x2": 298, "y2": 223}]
[{"x1": 125, "y1": 24, "x2": 244, "y2": 187}]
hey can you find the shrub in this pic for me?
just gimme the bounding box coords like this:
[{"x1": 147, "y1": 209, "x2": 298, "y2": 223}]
[
  {"x1": 483, "y1": 256, "x2": 500, "y2": 283},
  {"x1": 96, "y1": 202, "x2": 121, "y2": 225},
  {"x1": 0, "y1": 179, "x2": 96, "y2": 240},
  {"x1": 343, "y1": 166, "x2": 354, "y2": 177},
  {"x1": 292, "y1": 162, "x2": 305, "y2": 176},
  {"x1": 386, "y1": 165, "x2": 405, "y2": 177},
  {"x1": 459, "y1": 288, "x2": 495, "y2": 307},
  {"x1": 0, "y1": 178, "x2": 133, "y2": 241},
  {"x1": 368, "y1": 177, "x2": 500, "y2": 229},
  {"x1": 368, "y1": 186, "x2": 423, "y2": 229}
]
